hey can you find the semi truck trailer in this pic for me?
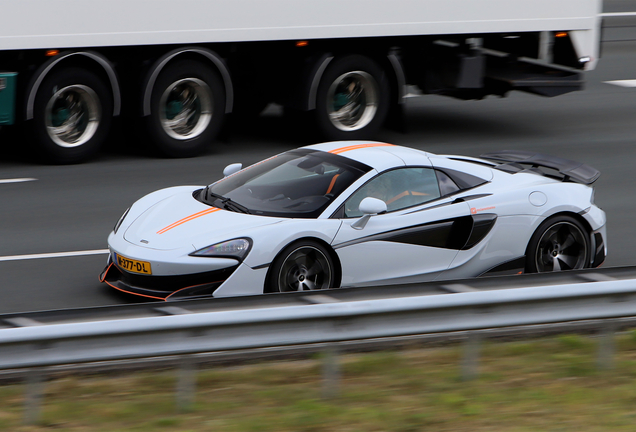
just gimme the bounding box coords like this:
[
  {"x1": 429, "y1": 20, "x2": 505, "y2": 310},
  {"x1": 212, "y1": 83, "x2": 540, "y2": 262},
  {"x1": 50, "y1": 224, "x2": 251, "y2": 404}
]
[{"x1": 0, "y1": 0, "x2": 602, "y2": 163}]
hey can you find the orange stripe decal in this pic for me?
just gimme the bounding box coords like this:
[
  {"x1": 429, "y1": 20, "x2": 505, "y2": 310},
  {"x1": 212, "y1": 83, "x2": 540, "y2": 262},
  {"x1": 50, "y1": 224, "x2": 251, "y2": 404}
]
[
  {"x1": 326, "y1": 174, "x2": 340, "y2": 194},
  {"x1": 157, "y1": 207, "x2": 220, "y2": 234},
  {"x1": 329, "y1": 143, "x2": 394, "y2": 154}
]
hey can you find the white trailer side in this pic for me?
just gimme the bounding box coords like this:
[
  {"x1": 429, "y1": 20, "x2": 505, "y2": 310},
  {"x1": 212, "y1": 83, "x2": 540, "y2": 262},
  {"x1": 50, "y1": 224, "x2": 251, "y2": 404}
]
[{"x1": 0, "y1": 0, "x2": 602, "y2": 162}]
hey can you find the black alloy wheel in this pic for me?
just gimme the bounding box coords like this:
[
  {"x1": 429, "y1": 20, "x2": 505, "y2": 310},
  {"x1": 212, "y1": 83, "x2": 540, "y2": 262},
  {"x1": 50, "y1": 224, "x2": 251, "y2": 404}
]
[
  {"x1": 526, "y1": 215, "x2": 590, "y2": 273},
  {"x1": 268, "y1": 241, "x2": 337, "y2": 293}
]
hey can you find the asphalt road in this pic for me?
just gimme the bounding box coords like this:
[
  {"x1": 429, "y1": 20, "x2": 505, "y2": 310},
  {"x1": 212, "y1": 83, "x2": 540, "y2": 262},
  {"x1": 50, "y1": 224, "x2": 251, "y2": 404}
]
[{"x1": 1, "y1": 41, "x2": 635, "y2": 314}]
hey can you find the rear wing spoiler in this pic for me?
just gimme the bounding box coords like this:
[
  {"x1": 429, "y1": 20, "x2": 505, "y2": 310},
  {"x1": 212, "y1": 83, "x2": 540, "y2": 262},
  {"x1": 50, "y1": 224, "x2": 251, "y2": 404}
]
[{"x1": 479, "y1": 150, "x2": 600, "y2": 185}]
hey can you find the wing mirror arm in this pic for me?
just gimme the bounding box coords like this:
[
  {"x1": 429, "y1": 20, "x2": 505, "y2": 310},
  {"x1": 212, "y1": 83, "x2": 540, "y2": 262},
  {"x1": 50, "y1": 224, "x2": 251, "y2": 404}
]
[{"x1": 351, "y1": 197, "x2": 387, "y2": 230}]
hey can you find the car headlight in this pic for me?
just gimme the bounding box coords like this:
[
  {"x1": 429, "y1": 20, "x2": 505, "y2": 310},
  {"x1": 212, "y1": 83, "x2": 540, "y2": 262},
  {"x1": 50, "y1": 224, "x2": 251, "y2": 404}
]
[
  {"x1": 113, "y1": 208, "x2": 130, "y2": 234},
  {"x1": 190, "y1": 238, "x2": 252, "y2": 261}
]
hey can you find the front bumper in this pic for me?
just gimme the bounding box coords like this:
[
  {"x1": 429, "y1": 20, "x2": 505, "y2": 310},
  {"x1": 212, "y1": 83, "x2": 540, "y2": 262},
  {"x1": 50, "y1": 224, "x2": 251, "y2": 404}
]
[{"x1": 100, "y1": 257, "x2": 239, "y2": 300}]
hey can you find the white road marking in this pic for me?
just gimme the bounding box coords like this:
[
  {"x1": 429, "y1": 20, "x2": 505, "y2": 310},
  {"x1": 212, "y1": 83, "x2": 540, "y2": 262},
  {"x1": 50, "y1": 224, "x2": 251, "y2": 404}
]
[
  {"x1": 605, "y1": 80, "x2": 636, "y2": 88},
  {"x1": 0, "y1": 249, "x2": 109, "y2": 262},
  {"x1": 0, "y1": 178, "x2": 37, "y2": 184},
  {"x1": 600, "y1": 12, "x2": 636, "y2": 18}
]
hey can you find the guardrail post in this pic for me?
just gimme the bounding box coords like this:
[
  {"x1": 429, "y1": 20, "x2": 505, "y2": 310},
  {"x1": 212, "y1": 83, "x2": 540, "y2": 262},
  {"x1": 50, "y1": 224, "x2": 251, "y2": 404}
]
[
  {"x1": 322, "y1": 344, "x2": 340, "y2": 399},
  {"x1": 461, "y1": 332, "x2": 482, "y2": 381},
  {"x1": 597, "y1": 320, "x2": 617, "y2": 371},
  {"x1": 23, "y1": 367, "x2": 45, "y2": 425},
  {"x1": 176, "y1": 355, "x2": 197, "y2": 411}
]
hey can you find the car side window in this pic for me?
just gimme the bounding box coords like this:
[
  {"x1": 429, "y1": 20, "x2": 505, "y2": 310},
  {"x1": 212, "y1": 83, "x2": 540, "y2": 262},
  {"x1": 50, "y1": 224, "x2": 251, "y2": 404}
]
[
  {"x1": 344, "y1": 167, "x2": 441, "y2": 217},
  {"x1": 435, "y1": 170, "x2": 461, "y2": 196}
]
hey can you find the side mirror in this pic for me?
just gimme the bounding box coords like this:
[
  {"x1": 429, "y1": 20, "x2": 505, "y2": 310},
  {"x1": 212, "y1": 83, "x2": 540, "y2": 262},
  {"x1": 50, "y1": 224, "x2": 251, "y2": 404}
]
[
  {"x1": 223, "y1": 163, "x2": 242, "y2": 177},
  {"x1": 359, "y1": 197, "x2": 387, "y2": 215},
  {"x1": 352, "y1": 197, "x2": 387, "y2": 230}
]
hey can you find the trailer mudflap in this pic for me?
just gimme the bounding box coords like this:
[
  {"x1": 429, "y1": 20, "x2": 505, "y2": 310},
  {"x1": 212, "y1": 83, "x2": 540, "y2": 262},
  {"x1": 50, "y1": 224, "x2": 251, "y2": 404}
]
[
  {"x1": 0, "y1": 72, "x2": 17, "y2": 125},
  {"x1": 485, "y1": 57, "x2": 583, "y2": 97}
]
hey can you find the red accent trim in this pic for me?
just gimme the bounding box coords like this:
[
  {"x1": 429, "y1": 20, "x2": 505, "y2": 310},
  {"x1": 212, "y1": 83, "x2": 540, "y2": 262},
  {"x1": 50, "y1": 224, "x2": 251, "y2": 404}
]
[
  {"x1": 99, "y1": 262, "x2": 113, "y2": 282},
  {"x1": 165, "y1": 279, "x2": 226, "y2": 300},
  {"x1": 100, "y1": 263, "x2": 224, "y2": 301},
  {"x1": 102, "y1": 279, "x2": 170, "y2": 301}
]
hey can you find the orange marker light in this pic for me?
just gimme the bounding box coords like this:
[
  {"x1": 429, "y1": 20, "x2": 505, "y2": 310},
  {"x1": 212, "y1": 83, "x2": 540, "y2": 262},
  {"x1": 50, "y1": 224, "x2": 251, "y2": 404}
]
[
  {"x1": 555, "y1": 32, "x2": 568, "y2": 38},
  {"x1": 45, "y1": 49, "x2": 59, "y2": 57},
  {"x1": 296, "y1": 41, "x2": 308, "y2": 47}
]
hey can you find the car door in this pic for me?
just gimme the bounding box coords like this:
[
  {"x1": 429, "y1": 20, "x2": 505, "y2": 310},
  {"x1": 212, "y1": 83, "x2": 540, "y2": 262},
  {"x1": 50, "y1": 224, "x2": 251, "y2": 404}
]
[{"x1": 332, "y1": 167, "x2": 473, "y2": 286}]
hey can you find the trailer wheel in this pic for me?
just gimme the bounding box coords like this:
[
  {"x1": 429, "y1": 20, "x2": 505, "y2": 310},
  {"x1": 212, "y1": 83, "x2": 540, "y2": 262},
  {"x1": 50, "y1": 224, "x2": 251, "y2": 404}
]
[
  {"x1": 31, "y1": 67, "x2": 112, "y2": 164},
  {"x1": 146, "y1": 59, "x2": 226, "y2": 158},
  {"x1": 314, "y1": 55, "x2": 389, "y2": 141}
]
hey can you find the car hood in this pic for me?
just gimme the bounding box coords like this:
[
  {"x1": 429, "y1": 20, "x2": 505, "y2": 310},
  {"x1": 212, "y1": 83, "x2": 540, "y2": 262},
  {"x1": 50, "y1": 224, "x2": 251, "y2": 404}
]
[{"x1": 124, "y1": 192, "x2": 284, "y2": 251}]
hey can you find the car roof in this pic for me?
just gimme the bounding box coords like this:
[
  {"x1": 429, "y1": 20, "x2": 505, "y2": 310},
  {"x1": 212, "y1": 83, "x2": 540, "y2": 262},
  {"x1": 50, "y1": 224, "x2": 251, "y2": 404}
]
[{"x1": 303, "y1": 141, "x2": 435, "y2": 171}]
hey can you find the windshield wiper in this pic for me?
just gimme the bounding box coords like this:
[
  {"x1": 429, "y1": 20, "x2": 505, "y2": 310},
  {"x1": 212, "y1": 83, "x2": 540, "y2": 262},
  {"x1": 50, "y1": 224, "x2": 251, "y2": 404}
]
[
  {"x1": 223, "y1": 200, "x2": 251, "y2": 214},
  {"x1": 206, "y1": 189, "x2": 251, "y2": 214}
]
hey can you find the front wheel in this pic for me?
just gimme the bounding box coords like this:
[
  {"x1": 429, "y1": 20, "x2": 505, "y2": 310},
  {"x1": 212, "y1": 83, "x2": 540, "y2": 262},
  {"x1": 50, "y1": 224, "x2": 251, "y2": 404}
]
[
  {"x1": 525, "y1": 215, "x2": 591, "y2": 273},
  {"x1": 267, "y1": 241, "x2": 337, "y2": 293}
]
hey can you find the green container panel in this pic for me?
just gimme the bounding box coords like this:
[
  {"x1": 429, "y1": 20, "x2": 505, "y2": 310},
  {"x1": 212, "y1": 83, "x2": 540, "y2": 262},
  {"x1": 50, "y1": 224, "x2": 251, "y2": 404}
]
[{"x1": 0, "y1": 72, "x2": 18, "y2": 125}]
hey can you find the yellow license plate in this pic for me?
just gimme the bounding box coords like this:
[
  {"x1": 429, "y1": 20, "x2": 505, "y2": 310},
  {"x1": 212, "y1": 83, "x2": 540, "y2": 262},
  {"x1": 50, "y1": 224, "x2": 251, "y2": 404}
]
[{"x1": 116, "y1": 254, "x2": 152, "y2": 275}]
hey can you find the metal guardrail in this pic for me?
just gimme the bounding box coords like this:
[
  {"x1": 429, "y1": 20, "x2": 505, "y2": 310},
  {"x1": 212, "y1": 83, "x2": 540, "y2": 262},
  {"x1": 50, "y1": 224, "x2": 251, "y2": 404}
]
[
  {"x1": 2, "y1": 278, "x2": 636, "y2": 370},
  {"x1": 4, "y1": 274, "x2": 636, "y2": 423},
  {"x1": 601, "y1": 9, "x2": 636, "y2": 42},
  {"x1": 600, "y1": 1, "x2": 636, "y2": 41},
  {"x1": 4, "y1": 266, "x2": 636, "y2": 328}
]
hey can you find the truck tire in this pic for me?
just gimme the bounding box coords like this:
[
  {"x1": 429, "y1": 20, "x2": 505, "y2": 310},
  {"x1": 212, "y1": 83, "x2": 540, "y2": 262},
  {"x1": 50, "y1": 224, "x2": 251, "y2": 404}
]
[
  {"x1": 31, "y1": 67, "x2": 112, "y2": 164},
  {"x1": 314, "y1": 55, "x2": 390, "y2": 141},
  {"x1": 145, "y1": 59, "x2": 226, "y2": 158}
]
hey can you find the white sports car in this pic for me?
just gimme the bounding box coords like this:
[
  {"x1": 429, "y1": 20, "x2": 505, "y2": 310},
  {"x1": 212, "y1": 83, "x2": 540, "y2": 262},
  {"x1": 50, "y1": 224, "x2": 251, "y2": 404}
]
[{"x1": 100, "y1": 141, "x2": 607, "y2": 300}]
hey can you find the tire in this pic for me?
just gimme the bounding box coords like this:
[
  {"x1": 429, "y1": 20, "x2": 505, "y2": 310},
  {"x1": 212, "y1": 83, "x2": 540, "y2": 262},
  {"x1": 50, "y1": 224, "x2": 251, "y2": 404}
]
[
  {"x1": 145, "y1": 59, "x2": 226, "y2": 158},
  {"x1": 314, "y1": 55, "x2": 390, "y2": 141},
  {"x1": 31, "y1": 67, "x2": 112, "y2": 164},
  {"x1": 525, "y1": 215, "x2": 591, "y2": 273},
  {"x1": 267, "y1": 241, "x2": 338, "y2": 293}
]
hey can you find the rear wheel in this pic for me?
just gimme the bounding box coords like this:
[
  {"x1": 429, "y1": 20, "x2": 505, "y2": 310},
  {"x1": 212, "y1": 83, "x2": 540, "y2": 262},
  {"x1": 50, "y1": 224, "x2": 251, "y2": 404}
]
[
  {"x1": 525, "y1": 215, "x2": 591, "y2": 273},
  {"x1": 267, "y1": 241, "x2": 337, "y2": 293},
  {"x1": 145, "y1": 59, "x2": 226, "y2": 157},
  {"x1": 314, "y1": 55, "x2": 390, "y2": 141},
  {"x1": 31, "y1": 67, "x2": 112, "y2": 164}
]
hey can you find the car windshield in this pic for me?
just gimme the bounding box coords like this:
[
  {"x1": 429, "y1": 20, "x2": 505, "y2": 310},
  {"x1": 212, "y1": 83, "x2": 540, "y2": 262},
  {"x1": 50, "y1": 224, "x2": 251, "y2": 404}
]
[{"x1": 199, "y1": 149, "x2": 371, "y2": 218}]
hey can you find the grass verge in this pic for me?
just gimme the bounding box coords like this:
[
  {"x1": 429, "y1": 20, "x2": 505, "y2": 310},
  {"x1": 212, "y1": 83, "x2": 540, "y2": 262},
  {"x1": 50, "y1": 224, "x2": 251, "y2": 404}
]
[{"x1": 3, "y1": 332, "x2": 636, "y2": 431}]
